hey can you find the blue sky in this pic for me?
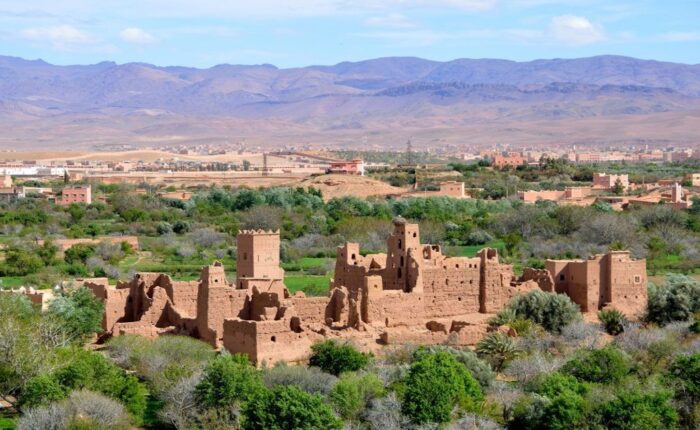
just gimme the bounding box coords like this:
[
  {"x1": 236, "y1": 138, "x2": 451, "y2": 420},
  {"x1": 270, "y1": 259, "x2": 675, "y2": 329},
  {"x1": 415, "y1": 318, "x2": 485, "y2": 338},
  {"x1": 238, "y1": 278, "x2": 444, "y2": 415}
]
[{"x1": 0, "y1": 0, "x2": 698, "y2": 68}]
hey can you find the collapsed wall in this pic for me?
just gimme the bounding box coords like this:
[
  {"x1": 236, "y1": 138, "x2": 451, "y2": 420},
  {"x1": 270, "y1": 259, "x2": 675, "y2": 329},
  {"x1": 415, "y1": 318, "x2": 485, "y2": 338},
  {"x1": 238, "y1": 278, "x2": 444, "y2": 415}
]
[{"x1": 87, "y1": 222, "x2": 647, "y2": 365}]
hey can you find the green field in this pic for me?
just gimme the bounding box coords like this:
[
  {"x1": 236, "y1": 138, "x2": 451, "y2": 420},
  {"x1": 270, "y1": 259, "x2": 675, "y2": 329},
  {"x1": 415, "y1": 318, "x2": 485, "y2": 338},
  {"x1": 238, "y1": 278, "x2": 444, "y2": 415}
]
[
  {"x1": 284, "y1": 274, "x2": 331, "y2": 296},
  {"x1": 0, "y1": 277, "x2": 25, "y2": 289},
  {"x1": 282, "y1": 257, "x2": 331, "y2": 271},
  {"x1": 0, "y1": 416, "x2": 16, "y2": 430},
  {"x1": 445, "y1": 240, "x2": 506, "y2": 257}
]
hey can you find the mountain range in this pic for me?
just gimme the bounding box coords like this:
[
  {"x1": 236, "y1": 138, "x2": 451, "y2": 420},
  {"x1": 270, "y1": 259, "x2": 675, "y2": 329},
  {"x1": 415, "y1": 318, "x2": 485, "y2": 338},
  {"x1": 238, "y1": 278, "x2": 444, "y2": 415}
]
[{"x1": 1, "y1": 55, "x2": 699, "y2": 150}]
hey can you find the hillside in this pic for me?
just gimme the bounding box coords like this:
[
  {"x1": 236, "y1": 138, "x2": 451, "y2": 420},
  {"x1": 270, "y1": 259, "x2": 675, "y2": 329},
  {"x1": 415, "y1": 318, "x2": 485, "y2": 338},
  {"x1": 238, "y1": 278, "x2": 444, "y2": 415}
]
[{"x1": 0, "y1": 55, "x2": 699, "y2": 149}]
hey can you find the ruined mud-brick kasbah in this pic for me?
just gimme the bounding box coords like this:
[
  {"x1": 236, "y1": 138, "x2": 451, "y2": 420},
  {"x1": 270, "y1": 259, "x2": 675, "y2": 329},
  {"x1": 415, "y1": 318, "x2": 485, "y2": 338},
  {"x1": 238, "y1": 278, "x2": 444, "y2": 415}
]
[{"x1": 86, "y1": 217, "x2": 647, "y2": 365}]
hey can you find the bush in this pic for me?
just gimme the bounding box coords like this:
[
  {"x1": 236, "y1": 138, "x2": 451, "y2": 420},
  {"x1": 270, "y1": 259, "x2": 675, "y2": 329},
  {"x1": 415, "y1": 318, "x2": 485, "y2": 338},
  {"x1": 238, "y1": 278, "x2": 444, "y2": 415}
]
[
  {"x1": 107, "y1": 335, "x2": 214, "y2": 395},
  {"x1": 401, "y1": 351, "x2": 483, "y2": 424},
  {"x1": 263, "y1": 364, "x2": 338, "y2": 396},
  {"x1": 63, "y1": 244, "x2": 97, "y2": 265},
  {"x1": 476, "y1": 332, "x2": 521, "y2": 371},
  {"x1": 242, "y1": 385, "x2": 342, "y2": 430},
  {"x1": 19, "y1": 348, "x2": 147, "y2": 423},
  {"x1": 594, "y1": 389, "x2": 678, "y2": 430},
  {"x1": 505, "y1": 353, "x2": 564, "y2": 385},
  {"x1": 667, "y1": 353, "x2": 700, "y2": 428},
  {"x1": 598, "y1": 308, "x2": 627, "y2": 335},
  {"x1": 47, "y1": 287, "x2": 104, "y2": 343},
  {"x1": 511, "y1": 373, "x2": 589, "y2": 430},
  {"x1": 508, "y1": 290, "x2": 580, "y2": 333},
  {"x1": 17, "y1": 390, "x2": 132, "y2": 430},
  {"x1": 412, "y1": 345, "x2": 495, "y2": 388},
  {"x1": 561, "y1": 347, "x2": 630, "y2": 384},
  {"x1": 330, "y1": 372, "x2": 384, "y2": 420},
  {"x1": 195, "y1": 352, "x2": 264, "y2": 408},
  {"x1": 646, "y1": 274, "x2": 700, "y2": 325},
  {"x1": 309, "y1": 340, "x2": 371, "y2": 376}
]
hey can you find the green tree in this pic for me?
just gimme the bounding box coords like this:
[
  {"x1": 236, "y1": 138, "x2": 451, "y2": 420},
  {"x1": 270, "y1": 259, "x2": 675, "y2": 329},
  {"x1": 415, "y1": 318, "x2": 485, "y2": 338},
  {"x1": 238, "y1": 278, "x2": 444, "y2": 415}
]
[
  {"x1": 512, "y1": 373, "x2": 589, "y2": 430},
  {"x1": 612, "y1": 178, "x2": 625, "y2": 195},
  {"x1": 63, "y1": 243, "x2": 97, "y2": 265},
  {"x1": 330, "y1": 372, "x2": 384, "y2": 421},
  {"x1": 594, "y1": 389, "x2": 678, "y2": 430},
  {"x1": 20, "y1": 348, "x2": 147, "y2": 423},
  {"x1": 562, "y1": 347, "x2": 630, "y2": 384},
  {"x1": 0, "y1": 247, "x2": 43, "y2": 276},
  {"x1": 667, "y1": 353, "x2": 700, "y2": 429},
  {"x1": 195, "y1": 353, "x2": 264, "y2": 408},
  {"x1": 47, "y1": 287, "x2": 104, "y2": 343},
  {"x1": 646, "y1": 274, "x2": 700, "y2": 325},
  {"x1": 308, "y1": 340, "x2": 371, "y2": 376},
  {"x1": 401, "y1": 351, "x2": 483, "y2": 424},
  {"x1": 242, "y1": 385, "x2": 342, "y2": 430}
]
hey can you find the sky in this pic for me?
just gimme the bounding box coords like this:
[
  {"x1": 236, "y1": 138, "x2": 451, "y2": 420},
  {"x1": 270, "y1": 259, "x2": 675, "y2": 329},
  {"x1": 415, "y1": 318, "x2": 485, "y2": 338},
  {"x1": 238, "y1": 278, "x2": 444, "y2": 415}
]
[{"x1": 0, "y1": 0, "x2": 698, "y2": 68}]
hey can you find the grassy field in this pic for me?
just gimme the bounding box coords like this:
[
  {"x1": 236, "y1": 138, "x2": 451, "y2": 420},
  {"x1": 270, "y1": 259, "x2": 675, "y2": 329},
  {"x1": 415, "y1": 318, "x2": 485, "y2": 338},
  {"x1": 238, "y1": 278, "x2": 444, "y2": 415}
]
[
  {"x1": 445, "y1": 240, "x2": 506, "y2": 257},
  {"x1": 282, "y1": 257, "x2": 331, "y2": 271},
  {"x1": 0, "y1": 277, "x2": 25, "y2": 289},
  {"x1": 0, "y1": 416, "x2": 16, "y2": 430},
  {"x1": 284, "y1": 274, "x2": 331, "y2": 296}
]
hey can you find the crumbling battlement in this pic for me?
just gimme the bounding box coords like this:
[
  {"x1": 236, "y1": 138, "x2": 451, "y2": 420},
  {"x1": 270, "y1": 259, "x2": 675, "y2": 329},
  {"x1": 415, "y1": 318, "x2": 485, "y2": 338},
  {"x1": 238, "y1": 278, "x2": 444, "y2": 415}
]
[{"x1": 88, "y1": 220, "x2": 648, "y2": 365}]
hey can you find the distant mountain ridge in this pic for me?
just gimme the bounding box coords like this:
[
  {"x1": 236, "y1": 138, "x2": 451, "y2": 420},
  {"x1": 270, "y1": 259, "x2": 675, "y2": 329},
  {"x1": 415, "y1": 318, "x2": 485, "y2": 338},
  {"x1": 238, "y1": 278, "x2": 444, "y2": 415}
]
[{"x1": 0, "y1": 54, "x2": 699, "y2": 149}]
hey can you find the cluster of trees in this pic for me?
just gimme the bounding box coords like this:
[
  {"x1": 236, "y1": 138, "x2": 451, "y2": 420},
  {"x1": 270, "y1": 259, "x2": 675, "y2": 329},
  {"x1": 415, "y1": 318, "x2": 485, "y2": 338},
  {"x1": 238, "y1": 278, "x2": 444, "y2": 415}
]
[
  {"x1": 3, "y1": 167, "x2": 700, "y2": 289},
  {"x1": 3, "y1": 276, "x2": 700, "y2": 429}
]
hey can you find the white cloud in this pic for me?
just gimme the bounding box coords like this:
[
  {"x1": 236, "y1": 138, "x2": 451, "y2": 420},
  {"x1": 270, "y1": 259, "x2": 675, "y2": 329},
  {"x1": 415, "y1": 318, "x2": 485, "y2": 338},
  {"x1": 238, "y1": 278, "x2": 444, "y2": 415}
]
[
  {"x1": 19, "y1": 24, "x2": 94, "y2": 48},
  {"x1": 119, "y1": 27, "x2": 157, "y2": 44},
  {"x1": 365, "y1": 13, "x2": 416, "y2": 28},
  {"x1": 550, "y1": 15, "x2": 605, "y2": 45},
  {"x1": 659, "y1": 31, "x2": 700, "y2": 42}
]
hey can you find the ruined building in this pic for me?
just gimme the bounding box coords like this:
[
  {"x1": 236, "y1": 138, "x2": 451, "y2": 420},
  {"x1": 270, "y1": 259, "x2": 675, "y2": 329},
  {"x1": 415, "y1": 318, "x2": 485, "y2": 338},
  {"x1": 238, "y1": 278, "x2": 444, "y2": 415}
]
[{"x1": 87, "y1": 219, "x2": 647, "y2": 365}]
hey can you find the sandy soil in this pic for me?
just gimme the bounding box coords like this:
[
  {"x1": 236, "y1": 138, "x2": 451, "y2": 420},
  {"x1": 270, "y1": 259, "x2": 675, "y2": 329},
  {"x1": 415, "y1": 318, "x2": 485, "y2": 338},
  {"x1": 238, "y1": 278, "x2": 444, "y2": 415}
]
[{"x1": 300, "y1": 174, "x2": 407, "y2": 200}]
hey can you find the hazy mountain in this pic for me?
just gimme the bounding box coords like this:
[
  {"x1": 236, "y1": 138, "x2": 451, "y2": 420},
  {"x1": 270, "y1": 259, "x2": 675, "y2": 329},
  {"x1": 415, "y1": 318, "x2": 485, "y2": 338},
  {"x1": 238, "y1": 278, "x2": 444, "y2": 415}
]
[{"x1": 0, "y1": 54, "x2": 699, "y2": 149}]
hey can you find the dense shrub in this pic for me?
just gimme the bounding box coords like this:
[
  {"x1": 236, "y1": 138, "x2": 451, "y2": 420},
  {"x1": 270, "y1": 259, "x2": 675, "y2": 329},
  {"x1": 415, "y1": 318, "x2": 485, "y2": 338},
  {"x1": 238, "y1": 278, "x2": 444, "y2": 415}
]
[
  {"x1": 263, "y1": 364, "x2": 338, "y2": 396},
  {"x1": 412, "y1": 345, "x2": 495, "y2": 388},
  {"x1": 17, "y1": 390, "x2": 132, "y2": 430},
  {"x1": 401, "y1": 351, "x2": 483, "y2": 424},
  {"x1": 309, "y1": 340, "x2": 372, "y2": 376},
  {"x1": 598, "y1": 308, "x2": 627, "y2": 335},
  {"x1": 508, "y1": 290, "x2": 580, "y2": 333},
  {"x1": 476, "y1": 332, "x2": 521, "y2": 371},
  {"x1": 242, "y1": 385, "x2": 343, "y2": 430},
  {"x1": 107, "y1": 335, "x2": 213, "y2": 394},
  {"x1": 195, "y1": 353, "x2": 264, "y2": 408},
  {"x1": 330, "y1": 372, "x2": 384, "y2": 420},
  {"x1": 511, "y1": 373, "x2": 588, "y2": 430},
  {"x1": 667, "y1": 353, "x2": 700, "y2": 428},
  {"x1": 19, "y1": 348, "x2": 147, "y2": 423},
  {"x1": 561, "y1": 347, "x2": 630, "y2": 384},
  {"x1": 47, "y1": 287, "x2": 104, "y2": 343},
  {"x1": 594, "y1": 389, "x2": 678, "y2": 430},
  {"x1": 646, "y1": 274, "x2": 700, "y2": 325}
]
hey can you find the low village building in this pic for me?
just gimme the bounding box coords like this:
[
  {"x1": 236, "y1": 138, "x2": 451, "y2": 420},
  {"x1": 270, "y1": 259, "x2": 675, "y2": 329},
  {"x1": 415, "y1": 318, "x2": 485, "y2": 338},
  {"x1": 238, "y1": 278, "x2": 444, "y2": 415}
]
[
  {"x1": 57, "y1": 186, "x2": 92, "y2": 205},
  {"x1": 492, "y1": 154, "x2": 526, "y2": 170},
  {"x1": 518, "y1": 187, "x2": 594, "y2": 204},
  {"x1": 328, "y1": 159, "x2": 364, "y2": 176},
  {"x1": 84, "y1": 219, "x2": 647, "y2": 365},
  {"x1": 438, "y1": 181, "x2": 469, "y2": 198},
  {"x1": 593, "y1": 173, "x2": 629, "y2": 192}
]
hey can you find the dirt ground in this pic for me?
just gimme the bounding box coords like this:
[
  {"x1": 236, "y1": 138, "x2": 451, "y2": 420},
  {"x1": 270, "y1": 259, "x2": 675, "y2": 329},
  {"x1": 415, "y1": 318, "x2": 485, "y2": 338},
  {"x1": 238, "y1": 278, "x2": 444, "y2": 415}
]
[{"x1": 299, "y1": 174, "x2": 407, "y2": 201}]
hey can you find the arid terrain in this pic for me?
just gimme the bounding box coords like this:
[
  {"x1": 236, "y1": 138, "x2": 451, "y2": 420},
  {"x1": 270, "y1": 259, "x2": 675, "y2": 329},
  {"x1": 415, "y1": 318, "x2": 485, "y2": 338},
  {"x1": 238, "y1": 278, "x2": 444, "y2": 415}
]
[{"x1": 1, "y1": 55, "x2": 699, "y2": 150}]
